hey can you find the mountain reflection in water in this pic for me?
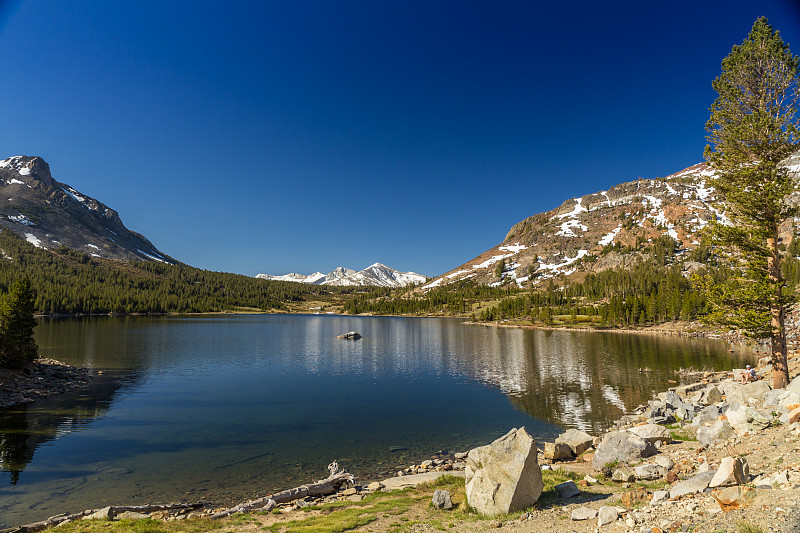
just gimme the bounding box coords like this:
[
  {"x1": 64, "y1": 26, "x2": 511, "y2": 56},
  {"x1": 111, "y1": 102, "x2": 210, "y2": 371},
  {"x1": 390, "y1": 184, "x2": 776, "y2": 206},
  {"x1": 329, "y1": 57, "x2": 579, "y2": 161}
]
[
  {"x1": 0, "y1": 371, "x2": 141, "y2": 485},
  {"x1": 0, "y1": 315, "x2": 748, "y2": 528}
]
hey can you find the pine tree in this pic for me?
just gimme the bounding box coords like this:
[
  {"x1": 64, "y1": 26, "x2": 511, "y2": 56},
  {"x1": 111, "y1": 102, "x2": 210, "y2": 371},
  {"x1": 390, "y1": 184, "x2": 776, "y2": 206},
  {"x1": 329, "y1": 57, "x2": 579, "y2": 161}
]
[
  {"x1": 704, "y1": 17, "x2": 799, "y2": 388},
  {"x1": 0, "y1": 278, "x2": 38, "y2": 369}
]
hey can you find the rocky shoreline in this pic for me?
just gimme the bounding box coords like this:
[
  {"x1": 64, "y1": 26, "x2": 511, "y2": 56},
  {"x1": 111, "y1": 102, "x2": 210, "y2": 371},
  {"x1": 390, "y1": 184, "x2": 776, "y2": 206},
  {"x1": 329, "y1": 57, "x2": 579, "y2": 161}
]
[{"x1": 0, "y1": 358, "x2": 93, "y2": 408}]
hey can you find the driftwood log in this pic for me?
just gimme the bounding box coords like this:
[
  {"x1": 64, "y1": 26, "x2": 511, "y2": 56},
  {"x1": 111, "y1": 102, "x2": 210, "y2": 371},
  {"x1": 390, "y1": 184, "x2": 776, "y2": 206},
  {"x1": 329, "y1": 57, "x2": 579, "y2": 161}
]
[
  {"x1": 1, "y1": 503, "x2": 203, "y2": 533},
  {"x1": 210, "y1": 468, "x2": 356, "y2": 519}
]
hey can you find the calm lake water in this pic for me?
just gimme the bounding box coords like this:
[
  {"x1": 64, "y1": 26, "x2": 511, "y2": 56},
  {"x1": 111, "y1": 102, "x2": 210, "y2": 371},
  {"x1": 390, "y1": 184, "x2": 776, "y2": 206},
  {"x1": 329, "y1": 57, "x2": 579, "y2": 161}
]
[{"x1": 0, "y1": 315, "x2": 749, "y2": 526}]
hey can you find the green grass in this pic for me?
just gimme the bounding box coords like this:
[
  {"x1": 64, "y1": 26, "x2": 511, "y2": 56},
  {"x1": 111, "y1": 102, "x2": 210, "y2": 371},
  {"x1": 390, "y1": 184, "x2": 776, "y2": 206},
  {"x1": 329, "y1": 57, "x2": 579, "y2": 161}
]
[
  {"x1": 736, "y1": 522, "x2": 765, "y2": 533},
  {"x1": 265, "y1": 491, "x2": 424, "y2": 533},
  {"x1": 55, "y1": 518, "x2": 226, "y2": 533}
]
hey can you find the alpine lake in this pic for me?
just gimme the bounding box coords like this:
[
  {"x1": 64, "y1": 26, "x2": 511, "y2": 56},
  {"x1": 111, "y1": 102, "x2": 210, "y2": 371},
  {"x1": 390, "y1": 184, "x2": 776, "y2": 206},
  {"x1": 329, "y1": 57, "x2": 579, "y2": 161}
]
[{"x1": 0, "y1": 314, "x2": 751, "y2": 527}]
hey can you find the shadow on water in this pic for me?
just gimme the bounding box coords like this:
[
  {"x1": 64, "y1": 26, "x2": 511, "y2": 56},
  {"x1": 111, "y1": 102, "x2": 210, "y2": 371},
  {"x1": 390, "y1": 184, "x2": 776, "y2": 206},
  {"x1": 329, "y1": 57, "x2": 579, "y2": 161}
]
[{"x1": 0, "y1": 371, "x2": 143, "y2": 486}]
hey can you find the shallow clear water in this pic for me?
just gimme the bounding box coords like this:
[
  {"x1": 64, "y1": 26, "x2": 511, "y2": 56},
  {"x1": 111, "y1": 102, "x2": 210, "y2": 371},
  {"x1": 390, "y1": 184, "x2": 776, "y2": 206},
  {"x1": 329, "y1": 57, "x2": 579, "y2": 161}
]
[{"x1": 0, "y1": 315, "x2": 748, "y2": 526}]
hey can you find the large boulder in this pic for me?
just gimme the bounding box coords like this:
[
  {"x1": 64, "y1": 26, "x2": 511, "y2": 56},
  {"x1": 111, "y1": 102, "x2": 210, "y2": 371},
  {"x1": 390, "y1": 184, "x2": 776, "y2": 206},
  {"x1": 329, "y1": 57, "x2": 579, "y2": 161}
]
[
  {"x1": 555, "y1": 428, "x2": 594, "y2": 456},
  {"x1": 720, "y1": 380, "x2": 771, "y2": 406},
  {"x1": 465, "y1": 427, "x2": 543, "y2": 516},
  {"x1": 591, "y1": 430, "x2": 657, "y2": 469},
  {"x1": 696, "y1": 419, "x2": 735, "y2": 447}
]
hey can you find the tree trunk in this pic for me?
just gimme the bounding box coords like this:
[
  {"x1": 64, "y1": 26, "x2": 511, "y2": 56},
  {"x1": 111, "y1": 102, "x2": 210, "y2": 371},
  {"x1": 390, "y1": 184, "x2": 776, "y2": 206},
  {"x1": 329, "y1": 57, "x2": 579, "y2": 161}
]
[{"x1": 767, "y1": 235, "x2": 790, "y2": 389}]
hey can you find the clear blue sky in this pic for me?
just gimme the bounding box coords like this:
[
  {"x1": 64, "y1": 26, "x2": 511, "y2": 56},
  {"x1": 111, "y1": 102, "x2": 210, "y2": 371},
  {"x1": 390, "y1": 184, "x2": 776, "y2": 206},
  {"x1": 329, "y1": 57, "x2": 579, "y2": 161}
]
[{"x1": 1, "y1": 1, "x2": 799, "y2": 277}]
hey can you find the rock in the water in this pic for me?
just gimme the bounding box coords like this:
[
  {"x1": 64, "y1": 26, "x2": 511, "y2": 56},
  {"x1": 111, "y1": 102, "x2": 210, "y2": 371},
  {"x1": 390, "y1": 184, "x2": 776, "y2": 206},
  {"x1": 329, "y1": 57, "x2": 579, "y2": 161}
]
[
  {"x1": 696, "y1": 419, "x2": 735, "y2": 447},
  {"x1": 555, "y1": 481, "x2": 580, "y2": 498},
  {"x1": 628, "y1": 424, "x2": 671, "y2": 444},
  {"x1": 465, "y1": 427, "x2": 543, "y2": 516},
  {"x1": 555, "y1": 428, "x2": 594, "y2": 456},
  {"x1": 432, "y1": 489, "x2": 453, "y2": 510},
  {"x1": 571, "y1": 507, "x2": 597, "y2": 521},
  {"x1": 592, "y1": 430, "x2": 657, "y2": 469},
  {"x1": 634, "y1": 463, "x2": 667, "y2": 480},
  {"x1": 709, "y1": 456, "x2": 749, "y2": 487},
  {"x1": 611, "y1": 467, "x2": 635, "y2": 482},
  {"x1": 597, "y1": 506, "x2": 618, "y2": 527},
  {"x1": 544, "y1": 442, "x2": 574, "y2": 461},
  {"x1": 337, "y1": 331, "x2": 362, "y2": 340},
  {"x1": 669, "y1": 470, "x2": 717, "y2": 499}
]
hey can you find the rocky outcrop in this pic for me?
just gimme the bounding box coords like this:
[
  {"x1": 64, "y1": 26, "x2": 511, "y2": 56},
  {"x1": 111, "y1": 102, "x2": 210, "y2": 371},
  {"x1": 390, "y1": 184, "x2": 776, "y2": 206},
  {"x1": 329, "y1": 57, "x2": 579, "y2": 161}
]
[{"x1": 465, "y1": 427, "x2": 543, "y2": 516}]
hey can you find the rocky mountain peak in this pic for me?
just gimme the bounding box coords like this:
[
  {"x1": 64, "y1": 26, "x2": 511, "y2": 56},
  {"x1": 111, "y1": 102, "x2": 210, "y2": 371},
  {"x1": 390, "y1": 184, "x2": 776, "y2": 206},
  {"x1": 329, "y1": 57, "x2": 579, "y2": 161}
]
[{"x1": 0, "y1": 155, "x2": 174, "y2": 263}]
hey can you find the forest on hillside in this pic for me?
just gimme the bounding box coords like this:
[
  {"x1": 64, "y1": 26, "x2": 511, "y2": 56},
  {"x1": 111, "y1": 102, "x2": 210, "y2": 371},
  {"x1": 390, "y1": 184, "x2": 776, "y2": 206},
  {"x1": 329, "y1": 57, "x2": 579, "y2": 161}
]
[{"x1": 0, "y1": 231, "x2": 331, "y2": 314}]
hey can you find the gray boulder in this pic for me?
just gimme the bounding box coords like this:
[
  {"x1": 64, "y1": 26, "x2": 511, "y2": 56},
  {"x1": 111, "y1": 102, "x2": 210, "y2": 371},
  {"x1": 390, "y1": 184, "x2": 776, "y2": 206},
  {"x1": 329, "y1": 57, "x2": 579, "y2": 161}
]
[
  {"x1": 720, "y1": 380, "x2": 771, "y2": 406},
  {"x1": 696, "y1": 419, "x2": 735, "y2": 447},
  {"x1": 592, "y1": 430, "x2": 657, "y2": 469},
  {"x1": 611, "y1": 467, "x2": 635, "y2": 482},
  {"x1": 692, "y1": 405, "x2": 722, "y2": 426},
  {"x1": 726, "y1": 404, "x2": 771, "y2": 436},
  {"x1": 700, "y1": 386, "x2": 723, "y2": 405},
  {"x1": 555, "y1": 428, "x2": 594, "y2": 456},
  {"x1": 555, "y1": 481, "x2": 580, "y2": 498},
  {"x1": 432, "y1": 489, "x2": 453, "y2": 510},
  {"x1": 654, "y1": 455, "x2": 674, "y2": 470},
  {"x1": 669, "y1": 470, "x2": 717, "y2": 499},
  {"x1": 597, "y1": 506, "x2": 619, "y2": 526},
  {"x1": 571, "y1": 507, "x2": 597, "y2": 521},
  {"x1": 628, "y1": 424, "x2": 671, "y2": 444},
  {"x1": 465, "y1": 427, "x2": 543, "y2": 516},
  {"x1": 83, "y1": 507, "x2": 114, "y2": 521},
  {"x1": 634, "y1": 464, "x2": 667, "y2": 481}
]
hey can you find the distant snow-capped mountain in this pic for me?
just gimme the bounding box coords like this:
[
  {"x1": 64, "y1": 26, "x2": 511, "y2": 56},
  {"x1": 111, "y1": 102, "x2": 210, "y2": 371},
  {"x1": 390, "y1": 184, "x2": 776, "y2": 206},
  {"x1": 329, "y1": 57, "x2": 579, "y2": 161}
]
[{"x1": 256, "y1": 263, "x2": 427, "y2": 287}]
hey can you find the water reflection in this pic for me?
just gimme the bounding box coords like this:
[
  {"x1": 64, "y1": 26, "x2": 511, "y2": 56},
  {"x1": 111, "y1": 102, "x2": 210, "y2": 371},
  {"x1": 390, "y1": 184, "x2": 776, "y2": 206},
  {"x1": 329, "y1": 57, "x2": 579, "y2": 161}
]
[
  {"x1": 0, "y1": 372, "x2": 140, "y2": 485},
  {"x1": 0, "y1": 315, "x2": 748, "y2": 528}
]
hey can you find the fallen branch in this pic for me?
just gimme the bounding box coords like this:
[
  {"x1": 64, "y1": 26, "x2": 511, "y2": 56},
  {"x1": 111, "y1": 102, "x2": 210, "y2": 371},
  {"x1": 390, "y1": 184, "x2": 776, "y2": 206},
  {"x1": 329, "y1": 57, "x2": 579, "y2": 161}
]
[{"x1": 210, "y1": 465, "x2": 355, "y2": 519}]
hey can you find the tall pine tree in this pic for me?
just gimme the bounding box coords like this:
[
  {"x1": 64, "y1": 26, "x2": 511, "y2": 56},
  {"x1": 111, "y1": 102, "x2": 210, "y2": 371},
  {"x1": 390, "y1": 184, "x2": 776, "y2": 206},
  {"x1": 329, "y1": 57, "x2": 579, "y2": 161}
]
[
  {"x1": 0, "y1": 278, "x2": 38, "y2": 369},
  {"x1": 704, "y1": 17, "x2": 799, "y2": 388}
]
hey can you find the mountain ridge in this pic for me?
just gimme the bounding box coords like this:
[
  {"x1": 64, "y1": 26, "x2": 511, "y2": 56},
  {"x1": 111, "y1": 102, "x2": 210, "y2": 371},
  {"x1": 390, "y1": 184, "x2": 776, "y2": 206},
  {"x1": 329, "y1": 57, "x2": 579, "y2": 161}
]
[
  {"x1": 257, "y1": 262, "x2": 427, "y2": 287},
  {"x1": 0, "y1": 155, "x2": 174, "y2": 264},
  {"x1": 420, "y1": 154, "x2": 800, "y2": 291}
]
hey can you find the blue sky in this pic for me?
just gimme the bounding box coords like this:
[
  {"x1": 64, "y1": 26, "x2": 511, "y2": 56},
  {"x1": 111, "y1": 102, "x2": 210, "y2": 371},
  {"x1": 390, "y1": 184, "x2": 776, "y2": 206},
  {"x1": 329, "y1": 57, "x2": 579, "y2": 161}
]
[{"x1": 1, "y1": 1, "x2": 799, "y2": 277}]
